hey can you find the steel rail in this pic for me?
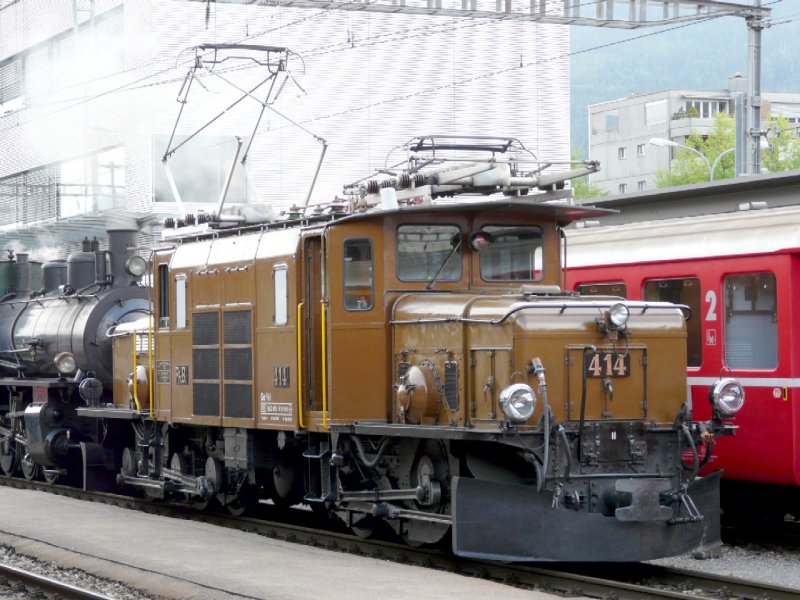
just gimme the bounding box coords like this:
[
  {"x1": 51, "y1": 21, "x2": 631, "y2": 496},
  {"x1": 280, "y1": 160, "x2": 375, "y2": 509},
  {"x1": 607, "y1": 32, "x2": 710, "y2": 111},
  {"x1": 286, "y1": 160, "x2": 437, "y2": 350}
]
[{"x1": 0, "y1": 562, "x2": 114, "y2": 600}]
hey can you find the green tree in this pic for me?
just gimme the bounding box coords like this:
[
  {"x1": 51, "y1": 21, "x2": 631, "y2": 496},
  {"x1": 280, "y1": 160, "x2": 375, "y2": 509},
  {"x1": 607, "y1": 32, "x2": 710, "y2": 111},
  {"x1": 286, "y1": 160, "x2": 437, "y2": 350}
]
[
  {"x1": 571, "y1": 147, "x2": 608, "y2": 200},
  {"x1": 762, "y1": 116, "x2": 800, "y2": 173},
  {"x1": 655, "y1": 113, "x2": 800, "y2": 189},
  {"x1": 655, "y1": 112, "x2": 735, "y2": 187}
]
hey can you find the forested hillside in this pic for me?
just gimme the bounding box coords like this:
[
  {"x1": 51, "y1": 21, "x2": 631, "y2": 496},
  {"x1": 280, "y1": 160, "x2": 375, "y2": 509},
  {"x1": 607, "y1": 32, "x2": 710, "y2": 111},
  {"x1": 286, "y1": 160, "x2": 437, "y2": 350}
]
[{"x1": 570, "y1": 4, "x2": 800, "y2": 154}]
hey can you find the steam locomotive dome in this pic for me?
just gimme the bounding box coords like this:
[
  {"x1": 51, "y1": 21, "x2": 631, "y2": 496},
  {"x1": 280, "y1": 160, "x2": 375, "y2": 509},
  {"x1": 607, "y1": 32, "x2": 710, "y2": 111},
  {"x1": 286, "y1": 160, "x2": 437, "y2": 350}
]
[{"x1": 0, "y1": 230, "x2": 149, "y2": 389}]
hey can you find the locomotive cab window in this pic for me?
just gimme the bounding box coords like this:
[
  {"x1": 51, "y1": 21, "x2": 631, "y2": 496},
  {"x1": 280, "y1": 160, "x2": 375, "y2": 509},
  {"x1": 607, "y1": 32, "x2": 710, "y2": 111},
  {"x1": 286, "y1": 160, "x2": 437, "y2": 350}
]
[
  {"x1": 157, "y1": 264, "x2": 170, "y2": 328},
  {"x1": 274, "y1": 264, "x2": 288, "y2": 325},
  {"x1": 343, "y1": 238, "x2": 373, "y2": 311},
  {"x1": 644, "y1": 278, "x2": 701, "y2": 367},
  {"x1": 397, "y1": 225, "x2": 462, "y2": 282},
  {"x1": 175, "y1": 274, "x2": 187, "y2": 330},
  {"x1": 476, "y1": 225, "x2": 543, "y2": 282},
  {"x1": 724, "y1": 272, "x2": 777, "y2": 370}
]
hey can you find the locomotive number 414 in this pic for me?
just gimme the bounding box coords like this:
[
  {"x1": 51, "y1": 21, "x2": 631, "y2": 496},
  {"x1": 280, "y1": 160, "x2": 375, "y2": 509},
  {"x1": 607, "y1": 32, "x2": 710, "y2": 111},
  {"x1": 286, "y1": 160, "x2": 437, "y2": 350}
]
[{"x1": 584, "y1": 351, "x2": 630, "y2": 378}]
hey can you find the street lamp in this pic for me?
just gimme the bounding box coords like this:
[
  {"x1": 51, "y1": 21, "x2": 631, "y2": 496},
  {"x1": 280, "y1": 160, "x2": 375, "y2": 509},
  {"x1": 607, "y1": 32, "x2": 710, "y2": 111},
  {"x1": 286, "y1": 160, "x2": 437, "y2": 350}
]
[{"x1": 649, "y1": 137, "x2": 715, "y2": 180}]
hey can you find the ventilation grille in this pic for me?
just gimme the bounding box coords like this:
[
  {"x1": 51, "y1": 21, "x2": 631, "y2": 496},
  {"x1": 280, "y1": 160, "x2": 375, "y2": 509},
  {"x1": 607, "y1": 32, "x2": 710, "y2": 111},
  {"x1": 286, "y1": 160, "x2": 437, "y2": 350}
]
[
  {"x1": 193, "y1": 312, "x2": 219, "y2": 346},
  {"x1": 224, "y1": 348, "x2": 252, "y2": 381},
  {"x1": 224, "y1": 384, "x2": 253, "y2": 419},
  {"x1": 193, "y1": 383, "x2": 220, "y2": 416}
]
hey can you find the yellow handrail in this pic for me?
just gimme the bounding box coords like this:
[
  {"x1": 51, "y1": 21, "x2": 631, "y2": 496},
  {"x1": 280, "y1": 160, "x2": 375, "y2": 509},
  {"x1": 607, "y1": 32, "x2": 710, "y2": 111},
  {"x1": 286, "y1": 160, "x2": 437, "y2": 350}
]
[
  {"x1": 131, "y1": 333, "x2": 141, "y2": 412},
  {"x1": 148, "y1": 316, "x2": 154, "y2": 419},
  {"x1": 321, "y1": 300, "x2": 328, "y2": 429},
  {"x1": 296, "y1": 302, "x2": 304, "y2": 429}
]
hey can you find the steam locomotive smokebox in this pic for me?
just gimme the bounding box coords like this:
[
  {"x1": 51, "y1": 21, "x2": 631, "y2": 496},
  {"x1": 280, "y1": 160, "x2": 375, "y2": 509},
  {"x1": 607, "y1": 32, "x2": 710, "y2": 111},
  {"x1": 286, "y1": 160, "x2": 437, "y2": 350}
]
[{"x1": 42, "y1": 260, "x2": 67, "y2": 293}]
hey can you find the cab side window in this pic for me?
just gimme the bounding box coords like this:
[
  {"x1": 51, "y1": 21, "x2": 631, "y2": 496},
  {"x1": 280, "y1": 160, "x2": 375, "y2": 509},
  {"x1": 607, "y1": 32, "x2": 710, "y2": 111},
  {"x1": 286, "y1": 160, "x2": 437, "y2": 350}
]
[{"x1": 343, "y1": 239, "x2": 373, "y2": 311}]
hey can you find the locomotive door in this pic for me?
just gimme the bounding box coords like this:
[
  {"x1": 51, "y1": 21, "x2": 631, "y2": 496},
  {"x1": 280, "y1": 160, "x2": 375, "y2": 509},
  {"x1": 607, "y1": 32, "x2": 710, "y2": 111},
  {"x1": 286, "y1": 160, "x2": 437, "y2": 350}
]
[{"x1": 302, "y1": 235, "x2": 326, "y2": 418}]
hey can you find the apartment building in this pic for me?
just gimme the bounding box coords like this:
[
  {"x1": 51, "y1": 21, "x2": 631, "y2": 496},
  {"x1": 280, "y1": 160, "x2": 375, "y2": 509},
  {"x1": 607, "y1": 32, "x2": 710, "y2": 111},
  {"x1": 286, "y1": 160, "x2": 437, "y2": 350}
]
[
  {"x1": 0, "y1": 0, "x2": 571, "y2": 253},
  {"x1": 588, "y1": 75, "x2": 800, "y2": 194}
]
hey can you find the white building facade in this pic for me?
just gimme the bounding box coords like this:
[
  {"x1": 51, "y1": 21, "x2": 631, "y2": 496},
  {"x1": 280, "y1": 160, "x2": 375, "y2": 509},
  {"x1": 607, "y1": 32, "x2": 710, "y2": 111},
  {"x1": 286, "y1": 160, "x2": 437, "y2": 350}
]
[
  {"x1": 0, "y1": 0, "x2": 571, "y2": 252},
  {"x1": 588, "y1": 77, "x2": 800, "y2": 195}
]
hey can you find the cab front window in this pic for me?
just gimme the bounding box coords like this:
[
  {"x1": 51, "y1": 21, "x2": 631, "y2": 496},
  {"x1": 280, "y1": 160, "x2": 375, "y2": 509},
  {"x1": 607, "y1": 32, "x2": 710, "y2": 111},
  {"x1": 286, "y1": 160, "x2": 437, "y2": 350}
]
[
  {"x1": 477, "y1": 225, "x2": 543, "y2": 281},
  {"x1": 397, "y1": 224, "x2": 462, "y2": 282}
]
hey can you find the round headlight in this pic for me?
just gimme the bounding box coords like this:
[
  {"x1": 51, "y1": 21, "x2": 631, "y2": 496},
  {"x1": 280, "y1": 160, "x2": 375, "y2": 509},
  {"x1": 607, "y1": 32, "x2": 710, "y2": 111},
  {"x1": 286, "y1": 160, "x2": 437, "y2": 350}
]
[
  {"x1": 499, "y1": 383, "x2": 537, "y2": 422},
  {"x1": 608, "y1": 303, "x2": 630, "y2": 328},
  {"x1": 468, "y1": 232, "x2": 492, "y2": 253},
  {"x1": 125, "y1": 255, "x2": 147, "y2": 277},
  {"x1": 54, "y1": 352, "x2": 77, "y2": 375},
  {"x1": 709, "y1": 378, "x2": 745, "y2": 416}
]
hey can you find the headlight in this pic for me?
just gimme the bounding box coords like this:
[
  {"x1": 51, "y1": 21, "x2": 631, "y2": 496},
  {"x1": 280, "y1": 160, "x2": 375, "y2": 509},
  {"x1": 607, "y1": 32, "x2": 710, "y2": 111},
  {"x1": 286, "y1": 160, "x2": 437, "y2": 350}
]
[
  {"x1": 709, "y1": 378, "x2": 745, "y2": 416},
  {"x1": 125, "y1": 255, "x2": 147, "y2": 277},
  {"x1": 608, "y1": 303, "x2": 630, "y2": 329},
  {"x1": 54, "y1": 352, "x2": 77, "y2": 375},
  {"x1": 499, "y1": 383, "x2": 536, "y2": 422}
]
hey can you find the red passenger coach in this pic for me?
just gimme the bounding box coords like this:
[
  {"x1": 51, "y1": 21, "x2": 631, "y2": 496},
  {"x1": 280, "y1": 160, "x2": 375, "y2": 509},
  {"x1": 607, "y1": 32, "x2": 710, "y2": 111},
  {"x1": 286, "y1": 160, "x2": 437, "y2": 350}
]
[{"x1": 565, "y1": 204, "x2": 800, "y2": 516}]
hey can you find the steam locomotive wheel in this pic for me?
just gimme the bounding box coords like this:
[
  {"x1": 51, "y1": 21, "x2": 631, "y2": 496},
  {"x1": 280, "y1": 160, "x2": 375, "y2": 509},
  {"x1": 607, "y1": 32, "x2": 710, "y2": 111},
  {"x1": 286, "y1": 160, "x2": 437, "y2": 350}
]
[
  {"x1": 0, "y1": 439, "x2": 19, "y2": 476},
  {"x1": 42, "y1": 469, "x2": 60, "y2": 485},
  {"x1": 20, "y1": 453, "x2": 39, "y2": 481}
]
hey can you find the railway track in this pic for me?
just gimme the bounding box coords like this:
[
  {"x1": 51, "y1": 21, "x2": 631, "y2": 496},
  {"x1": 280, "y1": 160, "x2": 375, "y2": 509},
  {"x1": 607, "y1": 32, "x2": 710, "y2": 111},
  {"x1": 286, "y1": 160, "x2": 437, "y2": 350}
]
[
  {"x1": 0, "y1": 562, "x2": 114, "y2": 600},
  {"x1": 2, "y1": 476, "x2": 799, "y2": 600}
]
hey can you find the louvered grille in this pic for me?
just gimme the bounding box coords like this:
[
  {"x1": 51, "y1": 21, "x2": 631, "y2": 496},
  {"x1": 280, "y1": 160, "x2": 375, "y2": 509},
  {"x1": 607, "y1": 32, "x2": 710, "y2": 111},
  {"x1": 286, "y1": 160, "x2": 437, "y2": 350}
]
[
  {"x1": 224, "y1": 384, "x2": 253, "y2": 419},
  {"x1": 224, "y1": 348, "x2": 252, "y2": 381},
  {"x1": 193, "y1": 383, "x2": 220, "y2": 416},
  {"x1": 193, "y1": 312, "x2": 219, "y2": 346},
  {"x1": 193, "y1": 348, "x2": 219, "y2": 380},
  {"x1": 224, "y1": 310, "x2": 252, "y2": 344}
]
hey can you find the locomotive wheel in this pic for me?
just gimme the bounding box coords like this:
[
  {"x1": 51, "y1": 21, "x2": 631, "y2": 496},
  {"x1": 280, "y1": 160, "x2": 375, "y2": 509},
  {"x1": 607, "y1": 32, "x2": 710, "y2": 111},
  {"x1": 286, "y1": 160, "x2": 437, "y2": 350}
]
[
  {"x1": 20, "y1": 453, "x2": 39, "y2": 481},
  {"x1": 0, "y1": 440, "x2": 19, "y2": 476},
  {"x1": 403, "y1": 441, "x2": 451, "y2": 546},
  {"x1": 271, "y1": 450, "x2": 303, "y2": 508},
  {"x1": 224, "y1": 488, "x2": 258, "y2": 517},
  {"x1": 42, "y1": 468, "x2": 61, "y2": 485}
]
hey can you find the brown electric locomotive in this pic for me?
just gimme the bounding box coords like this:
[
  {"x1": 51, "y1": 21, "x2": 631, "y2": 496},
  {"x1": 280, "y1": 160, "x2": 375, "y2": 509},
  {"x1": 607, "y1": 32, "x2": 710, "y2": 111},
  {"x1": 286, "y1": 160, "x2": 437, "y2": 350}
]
[{"x1": 0, "y1": 137, "x2": 742, "y2": 561}]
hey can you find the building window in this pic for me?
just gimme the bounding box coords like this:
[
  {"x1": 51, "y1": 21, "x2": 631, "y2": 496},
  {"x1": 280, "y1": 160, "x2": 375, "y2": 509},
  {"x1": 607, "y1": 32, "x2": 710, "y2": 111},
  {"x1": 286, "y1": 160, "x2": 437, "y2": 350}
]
[
  {"x1": 343, "y1": 239, "x2": 374, "y2": 311},
  {"x1": 60, "y1": 146, "x2": 126, "y2": 217},
  {"x1": 618, "y1": 147, "x2": 627, "y2": 160},
  {"x1": 605, "y1": 114, "x2": 619, "y2": 132},
  {"x1": 644, "y1": 278, "x2": 701, "y2": 367},
  {"x1": 638, "y1": 180, "x2": 646, "y2": 192},
  {"x1": 644, "y1": 99, "x2": 667, "y2": 126},
  {"x1": 684, "y1": 99, "x2": 729, "y2": 119},
  {"x1": 153, "y1": 134, "x2": 248, "y2": 204},
  {"x1": 618, "y1": 183, "x2": 627, "y2": 194},
  {"x1": 724, "y1": 273, "x2": 777, "y2": 369},
  {"x1": 0, "y1": 55, "x2": 23, "y2": 114},
  {"x1": 637, "y1": 144, "x2": 645, "y2": 156}
]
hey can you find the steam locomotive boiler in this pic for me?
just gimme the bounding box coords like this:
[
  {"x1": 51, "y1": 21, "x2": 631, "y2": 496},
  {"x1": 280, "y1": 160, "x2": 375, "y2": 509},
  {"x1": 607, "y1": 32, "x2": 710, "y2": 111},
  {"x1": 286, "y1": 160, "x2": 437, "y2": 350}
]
[{"x1": 0, "y1": 229, "x2": 149, "y2": 480}]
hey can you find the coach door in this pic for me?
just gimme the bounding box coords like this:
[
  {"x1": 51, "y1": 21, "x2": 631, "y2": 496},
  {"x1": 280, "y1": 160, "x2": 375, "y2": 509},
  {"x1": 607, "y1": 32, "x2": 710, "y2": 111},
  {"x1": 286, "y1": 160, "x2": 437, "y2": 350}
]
[{"x1": 301, "y1": 235, "x2": 327, "y2": 424}]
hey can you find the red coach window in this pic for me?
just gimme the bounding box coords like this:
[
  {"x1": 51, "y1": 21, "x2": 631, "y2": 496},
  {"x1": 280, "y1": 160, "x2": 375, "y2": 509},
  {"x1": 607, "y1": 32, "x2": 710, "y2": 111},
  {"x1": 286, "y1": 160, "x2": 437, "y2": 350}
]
[
  {"x1": 724, "y1": 273, "x2": 777, "y2": 370},
  {"x1": 644, "y1": 278, "x2": 701, "y2": 367},
  {"x1": 577, "y1": 282, "x2": 627, "y2": 298}
]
